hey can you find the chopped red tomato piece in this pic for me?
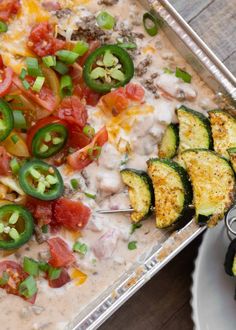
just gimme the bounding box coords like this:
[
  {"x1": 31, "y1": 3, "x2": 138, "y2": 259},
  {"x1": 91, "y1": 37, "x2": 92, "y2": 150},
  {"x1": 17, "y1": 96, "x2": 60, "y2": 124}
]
[
  {"x1": 0, "y1": 146, "x2": 10, "y2": 176},
  {"x1": 0, "y1": 55, "x2": 4, "y2": 70},
  {"x1": 54, "y1": 198, "x2": 91, "y2": 231},
  {"x1": 26, "y1": 197, "x2": 54, "y2": 226},
  {"x1": 41, "y1": 1, "x2": 61, "y2": 11},
  {"x1": 48, "y1": 237, "x2": 75, "y2": 268},
  {"x1": 57, "y1": 96, "x2": 88, "y2": 128},
  {"x1": 26, "y1": 116, "x2": 68, "y2": 154},
  {"x1": 125, "y1": 83, "x2": 145, "y2": 102},
  {"x1": 99, "y1": 87, "x2": 129, "y2": 116},
  {"x1": 74, "y1": 85, "x2": 101, "y2": 107},
  {"x1": 13, "y1": 76, "x2": 57, "y2": 113},
  {"x1": 68, "y1": 126, "x2": 91, "y2": 149},
  {"x1": 0, "y1": 0, "x2": 20, "y2": 22},
  {"x1": 48, "y1": 268, "x2": 71, "y2": 288},
  {"x1": 28, "y1": 22, "x2": 65, "y2": 57},
  {"x1": 0, "y1": 67, "x2": 13, "y2": 97},
  {"x1": 0, "y1": 260, "x2": 37, "y2": 303},
  {"x1": 67, "y1": 126, "x2": 108, "y2": 170},
  {"x1": 78, "y1": 40, "x2": 101, "y2": 67}
]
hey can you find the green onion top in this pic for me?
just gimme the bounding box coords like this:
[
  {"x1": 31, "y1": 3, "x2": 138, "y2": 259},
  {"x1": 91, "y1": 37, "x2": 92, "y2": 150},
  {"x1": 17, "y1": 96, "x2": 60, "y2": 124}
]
[
  {"x1": 19, "y1": 275, "x2": 38, "y2": 298},
  {"x1": 10, "y1": 158, "x2": 20, "y2": 175},
  {"x1": 32, "y1": 76, "x2": 45, "y2": 93},
  {"x1": 128, "y1": 241, "x2": 137, "y2": 250},
  {"x1": 60, "y1": 75, "x2": 73, "y2": 97},
  {"x1": 143, "y1": 12, "x2": 158, "y2": 36},
  {"x1": 19, "y1": 68, "x2": 27, "y2": 80},
  {"x1": 53, "y1": 61, "x2": 69, "y2": 75},
  {"x1": 48, "y1": 266, "x2": 62, "y2": 280},
  {"x1": 23, "y1": 257, "x2": 39, "y2": 277},
  {"x1": 42, "y1": 55, "x2": 56, "y2": 68},
  {"x1": 56, "y1": 50, "x2": 79, "y2": 65},
  {"x1": 175, "y1": 67, "x2": 192, "y2": 83},
  {"x1": 26, "y1": 57, "x2": 42, "y2": 77},
  {"x1": 73, "y1": 241, "x2": 88, "y2": 255},
  {"x1": 96, "y1": 11, "x2": 115, "y2": 30},
  {"x1": 13, "y1": 110, "x2": 27, "y2": 129},
  {"x1": 130, "y1": 223, "x2": 142, "y2": 234},
  {"x1": 70, "y1": 178, "x2": 79, "y2": 190},
  {"x1": 83, "y1": 125, "x2": 95, "y2": 138},
  {"x1": 73, "y1": 41, "x2": 89, "y2": 56},
  {"x1": 0, "y1": 21, "x2": 8, "y2": 33}
]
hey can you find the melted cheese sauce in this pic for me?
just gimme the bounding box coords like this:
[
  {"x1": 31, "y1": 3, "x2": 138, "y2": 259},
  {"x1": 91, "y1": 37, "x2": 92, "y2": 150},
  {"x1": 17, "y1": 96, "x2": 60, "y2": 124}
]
[{"x1": 0, "y1": 0, "x2": 217, "y2": 329}]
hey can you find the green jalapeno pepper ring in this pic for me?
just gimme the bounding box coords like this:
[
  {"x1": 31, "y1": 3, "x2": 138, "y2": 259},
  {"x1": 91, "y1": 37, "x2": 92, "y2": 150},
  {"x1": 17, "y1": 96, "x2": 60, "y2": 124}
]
[
  {"x1": 19, "y1": 160, "x2": 64, "y2": 201},
  {"x1": 83, "y1": 45, "x2": 134, "y2": 93},
  {"x1": 0, "y1": 99, "x2": 14, "y2": 142},
  {"x1": 0, "y1": 204, "x2": 34, "y2": 250},
  {"x1": 32, "y1": 123, "x2": 68, "y2": 159}
]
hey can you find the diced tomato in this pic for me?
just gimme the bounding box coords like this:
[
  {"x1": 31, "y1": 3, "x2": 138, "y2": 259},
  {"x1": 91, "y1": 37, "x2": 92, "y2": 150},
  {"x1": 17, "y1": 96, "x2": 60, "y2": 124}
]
[
  {"x1": 75, "y1": 85, "x2": 101, "y2": 107},
  {"x1": 125, "y1": 83, "x2": 145, "y2": 102},
  {"x1": 13, "y1": 75, "x2": 57, "y2": 113},
  {"x1": 28, "y1": 22, "x2": 65, "y2": 57},
  {"x1": 0, "y1": 55, "x2": 4, "y2": 70},
  {"x1": 69, "y1": 63, "x2": 83, "y2": 85},
  {"x1": 0, "y1": 146, "x2": 10, "y2": 176},
  {"x1": 54, "y1": 198, "x2": 91, "y2": 231},
  {"x1": 78, "y1": 40, "x2": 101, "y2": 67},
  {"x1": 26, "y1": 116, "x2": 68, "y2": 154},
  {"x1": 26, "y1": 197, "x2": 54, "y2": 226},
  {"x1": 41, "y1": 1, "x2": 61, "y2": 11},
  {"x1": 99, "y1": 87, "x2": 129, "y2": 116},
  {"x1": 0, "y1": 67, "x2": 13, "y2": 97},
  {"x1": 48, "y1": 237, "x2": 75, "y2": 268},
  {"x1": 0, "y1": 260, "x2": 37, "y2": 303},
  {"x1": 68, "y1": 126, "x2": 91, "y2": 149},
  {"x1": 48, "y1": 268, "x2": 71, "y2": 288},
  {"x1": 0, "y1": 0, "x2": 20, "y2": 22},
  {"x1": 57, "y1": 96, "x2": 88, "y2": 128},
  {"x1": 67, "y1": 126, "x2": 108, "y2": 170}
]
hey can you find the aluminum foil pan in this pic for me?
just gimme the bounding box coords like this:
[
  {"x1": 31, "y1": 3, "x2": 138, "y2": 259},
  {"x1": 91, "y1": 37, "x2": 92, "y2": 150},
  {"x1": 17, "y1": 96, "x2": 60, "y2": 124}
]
[{"x1": 67, "y1": 1, "x2": 236, "y2": 329}]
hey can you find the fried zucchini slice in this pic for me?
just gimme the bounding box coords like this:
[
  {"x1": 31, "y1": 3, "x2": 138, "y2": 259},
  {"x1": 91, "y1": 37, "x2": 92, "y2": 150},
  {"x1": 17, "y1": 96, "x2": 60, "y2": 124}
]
[
  {"x1": 120, "y1": 169, "x2": 154, "y2": 223},
  {"x1": 158, "y1": 124, "x2": 179, "y2": 159},
  {"x1": 228, "y1": 147, "x2": 236, "y2": 172},
  {"x1": 181, "y1": 149, "x2": 235, "y2": 227},
  {"x1": 147, "y1": 159, "x2": 192, "y2": 228},
  {"x1": 209, "y1": 110, "x2": 236, "y2": 159},
  {"x1": 177, "y1": 105, "x2": 212, "y2": 152}
]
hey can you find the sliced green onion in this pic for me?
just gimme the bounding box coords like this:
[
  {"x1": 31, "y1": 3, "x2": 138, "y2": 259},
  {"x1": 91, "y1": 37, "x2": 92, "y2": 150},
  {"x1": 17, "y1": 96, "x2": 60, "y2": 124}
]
[
  {"x1": 19, "y1": 275, "x2": 38, "y2": 298},
  {"x1": 41, "y1": 224, "x2": 48, "y2": 233},
  {"x1": 10, "y1": 158, "x2": 20, "y2": 175},
  {"x1": 83, "y1": 125, "x2": 95, "y2": 138},
  {"x1": 56, "y1": 50, "x2": 79, "y2": 65},
  {"x1": 70, "y1": 178, "x2": 79, "y2": 190},
  {"x1": 117, "y1": 42, "x2": 137, "y2": 50},
  {"x1": 53, "y1": 61, "x2": 69, "y2": 75},
  {"x1": 23, "y1": 257, "x2": 39, "y2": 277},
  {"x1": 128, "y1": 241, "x2": 137, "y2": 250},
  {"x1": 73, "y1": 241, "x2": 88, "y2": 255},
  {"x1": 26, "y1": 57, "x2": 42, "y2": 77},
  {"x1": 13, "y1": 110, "x2": 27, "y2": 129},
  {"x1": 60, "y1": 75, "x2": 73, "y2": 97},
  {"x1": 32, "y1": 76, "x2": 45, "y2": 93},
  {"x1": 84, "y1": 192, "x2": 96, "y2": 199},
  {"x1": 96, "y1": 11, "x2": 115, "y2": 30},
  {"x1": 19, "y1": 68, "x2": 27, "y2": 80},
  {"x1": 143, "y1": 12, "x2": 158, "y2": 36},
  {"x1": 72, "y1": 41, "x2": 89, "y2": 56},
  {"x1": 42, "y1": 55, "x2": 56, "y2": 68},
  {"x1": 48, "y1": 266, "x2": 62, "y2": 280},
  {"x1": 0, "y1": 271, "x2": 9, "y2": 285},
  {"x1": 0, "y1": 21, "x2": 8, "y2": 33},
  {"x1": 38, "y1": 261, "x2": 49, "y2": 273},
  {"x1": 87, "y1": 146, "x2": 102, "y2": 160},
  {"x1": 22, "y1": 79, "x2": 31, "y2": 90},
  {"x1": 11, "y1": 134, "x2": 19, "y2": 144},
  {"x1": 130, "y1": 223, "x2": 142, "y2": 234},
  {"x1": 175, "y1": 67, "x2": 192, "y2": 83},
  {"x1": 163, "y1": 67, "x2": 174, "y2": 74}
]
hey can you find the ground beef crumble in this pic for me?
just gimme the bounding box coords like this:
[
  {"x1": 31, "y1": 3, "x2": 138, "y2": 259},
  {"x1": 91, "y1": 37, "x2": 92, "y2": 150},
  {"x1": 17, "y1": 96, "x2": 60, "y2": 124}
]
[
  {"x1": 97, "y1": 0, "x2": 119, "y2": 5},
  {"x1": 135, "y1": 55, "x2": 152, "y2": 76}
]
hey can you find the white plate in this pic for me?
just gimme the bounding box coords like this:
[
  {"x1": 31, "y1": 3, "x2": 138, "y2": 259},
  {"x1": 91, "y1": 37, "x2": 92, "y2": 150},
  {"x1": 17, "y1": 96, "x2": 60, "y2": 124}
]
[{"x1": 191, "y1": 222, "x2": 236, "y2": 330}]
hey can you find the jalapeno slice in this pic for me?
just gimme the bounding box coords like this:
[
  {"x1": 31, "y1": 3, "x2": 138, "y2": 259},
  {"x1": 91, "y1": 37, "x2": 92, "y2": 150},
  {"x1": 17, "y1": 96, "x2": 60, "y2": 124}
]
[
  {"x1": 0, "y1": 205, "x2": 34, "y2": 250},
  {"x1": 19, "y1": 160, "x2": 64, "y2": 201},
  {"x1": 0, "y1": 99, "x2": 14, "y2": 142},
  {"x1": 31, "y1": 123, "x2": 68, "y2": 159},
  {"x1": 83, "y1": 45, "x2": 134, "y2": 93}
]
